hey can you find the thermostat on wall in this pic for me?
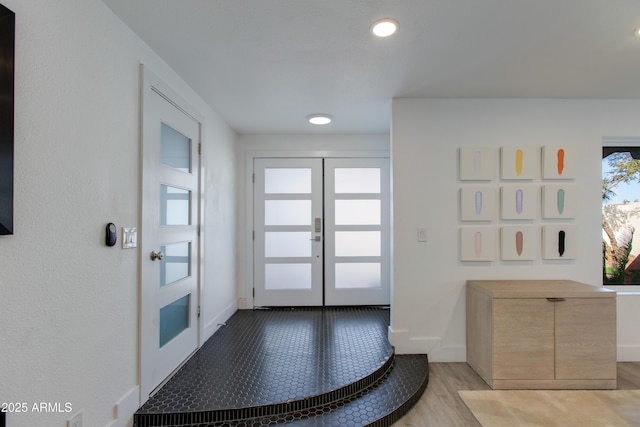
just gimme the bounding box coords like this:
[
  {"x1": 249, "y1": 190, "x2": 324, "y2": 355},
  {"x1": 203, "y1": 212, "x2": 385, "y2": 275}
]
[{"x1": 105, "y1": 223, "x2": 117, "y2": 247}]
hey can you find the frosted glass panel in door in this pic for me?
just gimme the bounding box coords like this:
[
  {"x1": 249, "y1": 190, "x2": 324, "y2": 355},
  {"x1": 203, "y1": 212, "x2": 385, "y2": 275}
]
[
  {"x1": 335, "y1": 231, "x2": 381, "y2": 257},
  {"x1": 265, "y1": 168, "x2": 312, "y2": 193},
  {"x1": 265, "y1": 200, "x2": 311, "y2": 225},
  {"x1": 159, "y1": 242, "x2": 191, "y2": 287},
  {"x1": 265, "y1": 263, "x2": 312, "y2": 290},
  {"x1": 160, "y1": 123, "x2": 191, "y2": 173},
  {"x1": 335, "y1": 200, "x2": 381, "y2": 225},
  {"x1": 265, "y1": 232, "x2": 312, "y2": 257},
  {"x1": 160, "y1": 185, "x2": 191, "y2": 225},
  {"x1": 335, "y1": 168, "x2": 380, "y2": 193},
  {"x1": 159, "y1": 294, "x2": 190, "y2": 347},
  {"x1": 335, "y1": 263, "x2": 381, "y2": 289}
]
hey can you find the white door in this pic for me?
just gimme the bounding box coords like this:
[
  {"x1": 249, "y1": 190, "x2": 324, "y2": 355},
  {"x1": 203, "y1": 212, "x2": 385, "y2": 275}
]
[
  {"x1": 140, "y1": 67, "x2": 201, "y2": 398},
  {"x1": 324, "y1": 158, "x2": 390, "y2": 305},
  {"x1": 253, "y1": 158, "x2": 324, "y2": 306},
  {"x1": 253, "y1": 157, "x2": 390, "y2": 306}
]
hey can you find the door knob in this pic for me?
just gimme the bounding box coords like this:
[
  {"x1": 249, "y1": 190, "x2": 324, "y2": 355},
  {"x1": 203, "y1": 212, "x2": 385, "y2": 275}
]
[{"x1": 150, "y1": 250, "x2": 164, "y2": 261}]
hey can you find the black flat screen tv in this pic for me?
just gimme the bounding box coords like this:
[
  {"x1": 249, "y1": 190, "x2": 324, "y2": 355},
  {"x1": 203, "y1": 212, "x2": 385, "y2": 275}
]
[{"x1": 0, "y1": 3, "x2": 14, "y2": 235}]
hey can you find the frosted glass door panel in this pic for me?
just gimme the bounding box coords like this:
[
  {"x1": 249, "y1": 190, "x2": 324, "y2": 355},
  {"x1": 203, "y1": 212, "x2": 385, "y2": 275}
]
[
  {"x1": 265, "y1": 264, "x2": 312, "y2": 290},
  {"x1": 160, "y1": 185, "x2": 191, "y2": 225},
  {"x1": 265, "y1": 232, "x2": 312, "y2": 257},
  {"x1": 265, "y1": 168, "x2": 311, "y2": 194},
  {"x1": 335, "y1": 231, "x2": 381, "y2": 257},
  {"x1": 335, "y1": 200, "x2": 381, "y2": 225},
  {"x1": 161, "y1": 123, "x2": 191, "y2": 173},
  {"x1": 324, "y1": 158, "x2": 390, "y2": 305},
  {"x1": 159, "y1": 295, "x2": 190, "y2": 348},
  {"x1": 254, "y1": 158, "x2": 323, "y2": 306},
  {"x1": 160, "y1": 242, "x2": 191, "y2": 287},
  {"x1": 335, "y1": 263, "x2": 381, "y2": 289},
  {"x1": 265, "y1": 200, "x2": 311, "y2": 226},
  {"x1": 335, "y1": 168, "x2": 380, "y2": 193}
]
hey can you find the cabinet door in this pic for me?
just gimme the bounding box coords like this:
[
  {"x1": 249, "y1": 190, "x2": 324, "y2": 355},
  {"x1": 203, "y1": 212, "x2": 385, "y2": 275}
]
[
  {"x1": 555, "y1": 298, "x2": 617, "y2": 380},
  {"x1": 493, "y1": 299, "x2": 555, "y2": 379}
]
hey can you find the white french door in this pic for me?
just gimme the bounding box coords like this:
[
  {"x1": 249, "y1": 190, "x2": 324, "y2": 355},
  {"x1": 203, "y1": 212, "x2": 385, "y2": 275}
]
[
  {"x1": 140, "y1": 67, "x2": 201, "y2": 399},
  {"x1": 253, "y1": 158, "x2": 324, "y2": 306},
  {"x1": 253, "y1": 157, "x2": 390, "y2": 307}
]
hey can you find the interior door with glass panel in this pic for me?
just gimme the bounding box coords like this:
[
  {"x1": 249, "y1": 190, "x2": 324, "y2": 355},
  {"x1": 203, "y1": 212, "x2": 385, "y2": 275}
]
[
  {"x1": 254, "y1": 158, "x2": 323, "y2": 306},
  {"x1": 253, "y1": 157, "x2": 390, "y2": 307},
  {"x1": 324, "y1": 158, "x2": 390, "y2": 305},
  {"x1": 140, "y1": 68, "x2": 200, "y2": 398}
]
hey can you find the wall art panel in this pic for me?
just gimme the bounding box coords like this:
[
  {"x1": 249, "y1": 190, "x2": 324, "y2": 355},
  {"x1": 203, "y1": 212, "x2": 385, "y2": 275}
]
[
  {"x1": 460, "y1": 187, "x2": 496, "y2": 221},
  {"x1": 500, "y1": 185, "x2": 538, "y2": 220},
  {"x1": 542, "y1": 145, "x2": 575, "y2": 179},
  {"x1": 500, "y1": 146, "x2": 538, "y2": 180},
  {"x1": 500, "y1": 226, "x2": 538, "y2": 260},
  {"x1": 459, "y1": 147, "x2": 496, "y2": 181},
  {"x1": 542, "y1": 225, "x2": 576, "y2": 259},
  {"x1": 542, "y1": 184, "x2": 575, "y2": 219},
  {"x1": 460, "y1": 227, "x2": 496, "y2": 261}
]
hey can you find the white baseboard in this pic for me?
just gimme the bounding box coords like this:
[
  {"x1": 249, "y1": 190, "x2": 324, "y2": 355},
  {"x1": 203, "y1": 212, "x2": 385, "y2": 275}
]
[
  {"x1": 618, "y1": 345, "x2": 640, "y2": 361},
  {"x1": 105, "y1": 386, "x2": 139, "y2": 427},
  {"x1": 203, "y1": 299, "x2": 238, "y2": 341},
  {"x1": 388, "y1": 327, "x2": 441, "y2": 354}
]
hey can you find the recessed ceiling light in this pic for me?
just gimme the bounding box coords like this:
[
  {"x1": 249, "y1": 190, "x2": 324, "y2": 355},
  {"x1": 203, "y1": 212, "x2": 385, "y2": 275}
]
[
  {"x1": 371, "y1": 18, "x2": 399, "y2": 38},
  {"x1": 308, "y1": 114, "x2": 332, "y2": 125}
]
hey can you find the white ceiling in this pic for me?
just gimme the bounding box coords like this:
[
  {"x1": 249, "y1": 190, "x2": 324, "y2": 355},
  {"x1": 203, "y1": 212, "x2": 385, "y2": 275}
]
[{"x1": 101, "y1": 0, "x2": 640, "y2": 135}]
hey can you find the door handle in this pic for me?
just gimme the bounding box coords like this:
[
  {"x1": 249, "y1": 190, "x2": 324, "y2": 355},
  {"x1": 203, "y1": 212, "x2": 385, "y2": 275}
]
[
  {"x1": 150, "y1": 250, "x2": 164, "y2": 261},
  {"x1": 309, "y1": 236, "x2": 321, "y2": 242}
]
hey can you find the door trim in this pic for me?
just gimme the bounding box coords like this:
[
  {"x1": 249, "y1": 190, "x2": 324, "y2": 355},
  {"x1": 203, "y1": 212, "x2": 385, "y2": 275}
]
[
  {"x1": 139, "y1": 65, "x2": 206, "y2": 402},
  {"x1": 241, "y1": 149, "x2": 390, "y2": 309}
]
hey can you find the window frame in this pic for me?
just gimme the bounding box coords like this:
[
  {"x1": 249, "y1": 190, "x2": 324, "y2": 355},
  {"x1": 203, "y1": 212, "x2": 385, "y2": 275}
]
[{"x1": 602, "y1": 140, "x2": 640, "y2": 292}]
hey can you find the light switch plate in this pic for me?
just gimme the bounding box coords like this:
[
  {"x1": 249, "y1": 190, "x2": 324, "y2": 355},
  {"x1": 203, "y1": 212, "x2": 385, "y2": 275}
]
[
  {"x1": 417, "y1": 228, "x2": 427, "y2": 242},
  {"x1": 122, "y1": 227, "x2": 137, "y2": 249}
]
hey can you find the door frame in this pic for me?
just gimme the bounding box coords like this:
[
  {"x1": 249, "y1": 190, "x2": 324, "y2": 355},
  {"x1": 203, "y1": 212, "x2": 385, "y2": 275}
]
[
  {"x1": 241, "y1": 149, "x2": 390, "y2": 309},
  {"x1": 139, "y1": 65, "x2": 206, "y2": 401}
]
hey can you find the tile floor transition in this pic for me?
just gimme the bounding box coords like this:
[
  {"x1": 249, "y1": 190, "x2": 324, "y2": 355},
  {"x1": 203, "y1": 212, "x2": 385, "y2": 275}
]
[{"x1": 134, "y1": 307, "x2": 429, "y2": 427}]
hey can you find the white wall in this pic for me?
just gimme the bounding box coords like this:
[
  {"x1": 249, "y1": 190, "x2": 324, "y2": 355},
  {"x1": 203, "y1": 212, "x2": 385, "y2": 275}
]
[
  {"x1": 0, "y1": 1, "x2": 237, "y2": 426},
  {"x1": 236, "y1": 134, "x2": 389, "y2": 308},
  {"x1": 391, "y1": 99, "x2": 640, "y2": 361}
]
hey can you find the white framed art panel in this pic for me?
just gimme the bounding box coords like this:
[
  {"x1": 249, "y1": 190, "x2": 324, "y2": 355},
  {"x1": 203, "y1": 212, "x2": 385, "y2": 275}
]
[
  {"x1": 500, "y1": 185, "x2": 538, "y2": 220},
  {"x1": 500, "y1": 226, "x2": 538, "y2": 260},
  {"x1": 460, "y1": 227, "x2": 496, "y2": 261},
  {"x1": 542, "y1": 224, "x2": 576, "y2": 260},
  {"x1": 542, "y1": 184, "x2": 575, "y2": 219},
  {"x1": 542, "y1": 145, "x2": 575, "y2": 180},
  {"x1": 460, "y1": 187, "x2": 496, "y2": 221},
  {"x1": 500, "y1": 146, "x2": 539, "y2": 180},
  {"x1": 459, "y1": 147, "x2": 496, "y2": 181}
]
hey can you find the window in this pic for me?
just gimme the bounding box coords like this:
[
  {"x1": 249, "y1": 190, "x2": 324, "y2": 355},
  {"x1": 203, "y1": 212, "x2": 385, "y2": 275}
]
[{"x1": 602, "y1": 147, "x2": 640, "y2": 285}]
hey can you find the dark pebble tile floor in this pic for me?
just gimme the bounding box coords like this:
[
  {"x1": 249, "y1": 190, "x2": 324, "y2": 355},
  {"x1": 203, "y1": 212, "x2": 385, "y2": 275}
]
[{"x1": 135, "y1": 307, "x2": 400, "y2": 426}]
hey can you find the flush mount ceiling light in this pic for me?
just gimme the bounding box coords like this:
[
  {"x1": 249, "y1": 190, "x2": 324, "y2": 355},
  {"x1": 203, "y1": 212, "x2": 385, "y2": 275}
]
[
  {"x1": 371, "y1": 18, "x2": 399, "y2": 37},
  {"x1": 308, "y1": 114, "x2": 332, "y2": 125}
]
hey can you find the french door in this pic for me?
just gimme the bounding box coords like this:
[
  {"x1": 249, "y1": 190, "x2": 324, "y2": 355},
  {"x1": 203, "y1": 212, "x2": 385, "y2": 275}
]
[
  {"x1": 253, "y1": 157, "x2": 390, "y2": 306},
  {"x1": 140, "y1": 67, "x2": 201, "y2": 398}
]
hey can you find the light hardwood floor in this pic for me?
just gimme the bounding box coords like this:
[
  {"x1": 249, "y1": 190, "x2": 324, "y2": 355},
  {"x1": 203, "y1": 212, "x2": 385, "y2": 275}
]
[{"x1": 396, "y1": 362, "x2": 640, "y2": 427}]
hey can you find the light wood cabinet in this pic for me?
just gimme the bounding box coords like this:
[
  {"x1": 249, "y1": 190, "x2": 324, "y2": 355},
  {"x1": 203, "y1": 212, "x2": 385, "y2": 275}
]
[{"x1": 466, "y1": 280, "x2": 617, "y2": 389}]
